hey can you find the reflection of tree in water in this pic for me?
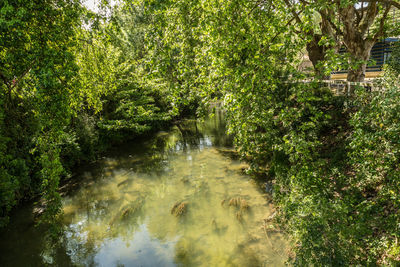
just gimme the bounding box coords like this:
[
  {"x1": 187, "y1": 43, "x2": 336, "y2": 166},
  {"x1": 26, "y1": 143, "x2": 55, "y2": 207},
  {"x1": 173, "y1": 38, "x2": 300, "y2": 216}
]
[
  {"x1": 0, "y1": 113, "x2": 285, "y2": 266},
  {"x1": 201, "y1": 110, "x2": 233, "y2": 148},
  {"x1": 174, "y1": 111, "x2": 232, "y2": 151},
  {"x1": 87, "y1": 111, "x2": 231, "y2": 179},
  {"x1": 0, "y1": 204, "x2": 79, "y2": 267}
]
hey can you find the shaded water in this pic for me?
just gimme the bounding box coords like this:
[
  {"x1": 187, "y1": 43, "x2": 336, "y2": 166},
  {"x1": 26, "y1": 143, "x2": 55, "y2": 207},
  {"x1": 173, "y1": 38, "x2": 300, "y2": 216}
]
[{"x1": 0, "y1": 113, "x2": 287, "y2": 266}]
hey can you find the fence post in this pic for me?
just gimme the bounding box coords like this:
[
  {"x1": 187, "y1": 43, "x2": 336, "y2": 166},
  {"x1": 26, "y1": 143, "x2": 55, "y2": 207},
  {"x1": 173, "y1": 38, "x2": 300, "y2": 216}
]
[{"x1": 347, "y1": 82, "x2": 351, "y2": 96}]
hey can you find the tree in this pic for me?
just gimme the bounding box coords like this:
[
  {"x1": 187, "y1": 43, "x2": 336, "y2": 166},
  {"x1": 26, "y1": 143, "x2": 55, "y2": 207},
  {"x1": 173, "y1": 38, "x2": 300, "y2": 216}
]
[
  {"x1": 0, "y1": 0, "x2": 82, "y2": 226},
  {"x1": 0, "y1": 0, "x2": 180, "y2": 226},
  {"x1": 283, "y1": 0, "x2": 341, "y2": 79},
  {"x1": 145, "y1": 0, "x2": 400, "y2": 264},
  {"x1": 283, "y1": 0, "x2": 400, "y2": 81}
]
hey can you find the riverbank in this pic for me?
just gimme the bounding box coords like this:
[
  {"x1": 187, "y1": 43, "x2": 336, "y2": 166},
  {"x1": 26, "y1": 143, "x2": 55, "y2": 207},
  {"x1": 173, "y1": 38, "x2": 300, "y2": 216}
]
[{"x1": 0, "y1": 114, "x2": 288, "y2": 266}]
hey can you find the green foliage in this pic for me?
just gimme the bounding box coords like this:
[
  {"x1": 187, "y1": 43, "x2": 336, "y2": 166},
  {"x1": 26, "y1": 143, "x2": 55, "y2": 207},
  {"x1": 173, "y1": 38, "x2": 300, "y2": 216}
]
[
  {"x1": 224, "y1": 68, "x2": 400, "y2": 265},
  {"x1": 0, "y1": 97, "x2": 16, "y2": 227},
  {"x1": 98, "y1": 81, "x2": 172, "y2": 136},
  {"x1": 139, "y1": 0, "x2": 208, "y2": 116},
  {"x1": 1, "y1": 0, "x2": 399, "y2": 265},
  {"x1": 228, "y1": 80, "x2": 355, "y2": 265},
  {"x1": 0, "y1": 1, "x2": 179, "y2": 228},
  {"x1": 0, "y1": 0, "x2": 82, "y2": 226},
  {"x1": 388, "y1": 41, "x2": 400, "y2": 74},
  {"x1": 344, "y1": 69, "x2": 400, "y2": 265},
  {"x1": 74, "y1": 4, "x2": 175, "y2": 143},
  {"x1": 146, "y1": 0, "x2": 400, "y2": 265}
]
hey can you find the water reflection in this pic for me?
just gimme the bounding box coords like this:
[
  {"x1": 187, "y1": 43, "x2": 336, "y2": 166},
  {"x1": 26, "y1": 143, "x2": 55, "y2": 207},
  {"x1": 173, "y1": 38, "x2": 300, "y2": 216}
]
[{"x1": 0, "y1": 112, "x2": 287, "y2": 266}]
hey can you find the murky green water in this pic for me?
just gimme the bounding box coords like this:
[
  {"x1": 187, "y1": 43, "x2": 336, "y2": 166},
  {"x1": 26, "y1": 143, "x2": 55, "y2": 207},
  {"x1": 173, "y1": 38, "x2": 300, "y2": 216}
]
[{"x1": 0, "y1": 113, "x2": 287, "y2": 266}]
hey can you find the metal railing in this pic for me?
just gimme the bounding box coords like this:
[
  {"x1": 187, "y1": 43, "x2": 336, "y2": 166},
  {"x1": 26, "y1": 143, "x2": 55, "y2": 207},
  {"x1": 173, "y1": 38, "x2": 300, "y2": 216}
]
[{"x1": 320, "y1": 80, "x2": 384, "y2": 96}]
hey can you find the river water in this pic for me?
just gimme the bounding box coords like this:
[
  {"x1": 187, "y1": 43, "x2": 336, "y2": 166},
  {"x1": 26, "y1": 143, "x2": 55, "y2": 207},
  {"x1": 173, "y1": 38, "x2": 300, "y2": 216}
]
[{"x1": 0, "y1": 113, "x2": 287, "y2": 266}]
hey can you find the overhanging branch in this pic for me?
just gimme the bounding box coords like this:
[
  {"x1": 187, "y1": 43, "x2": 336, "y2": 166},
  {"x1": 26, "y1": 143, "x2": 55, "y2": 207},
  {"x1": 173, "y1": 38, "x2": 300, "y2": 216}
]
[
  {"x1": 373, "y1": 4, "x2": 392, "y2": 41},
  {"x1": 362, "y1": 0, "x2": 400, "y2": 9},
  {"x1": 359, "y1": 1, "x2": 378, "y2": 36},
  {"x1": 11, "y1": 67, "x2": 32, "y2": 91},
  {"x1": 283, "y1": 0, "x2": 304, "y2": 25}
]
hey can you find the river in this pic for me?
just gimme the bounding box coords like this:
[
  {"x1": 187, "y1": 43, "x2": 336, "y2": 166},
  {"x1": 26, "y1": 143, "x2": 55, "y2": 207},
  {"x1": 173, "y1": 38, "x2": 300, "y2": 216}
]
[{"x1": 0, "y1": 112, "x2": 287, "y2": 266}]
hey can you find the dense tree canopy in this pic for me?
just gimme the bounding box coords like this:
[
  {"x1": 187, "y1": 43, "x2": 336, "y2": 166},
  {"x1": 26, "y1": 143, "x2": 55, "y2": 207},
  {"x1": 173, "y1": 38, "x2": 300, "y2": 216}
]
[
  {"x1": 1, "y1": 0, "x2": 399, "y2": 265},
  {"x1": 0, "y1": 0, "x2": 82, "y2": 226}
]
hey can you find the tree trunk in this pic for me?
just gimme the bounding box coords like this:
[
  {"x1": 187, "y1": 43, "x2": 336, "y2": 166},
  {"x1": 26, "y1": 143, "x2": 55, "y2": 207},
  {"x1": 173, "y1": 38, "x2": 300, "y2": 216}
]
[
  {"x1": 347, "y1": 63, "x2": 367, "y2": 82},
  {"x1": 340, "y1": 5, "x2": 377, "y2": 82},
  {"x1": 306, "y1": 35, "x2": 330, "y2": 80},
  {"x1": 346, "y1": 41, "x2": 374, "y2": 82}
]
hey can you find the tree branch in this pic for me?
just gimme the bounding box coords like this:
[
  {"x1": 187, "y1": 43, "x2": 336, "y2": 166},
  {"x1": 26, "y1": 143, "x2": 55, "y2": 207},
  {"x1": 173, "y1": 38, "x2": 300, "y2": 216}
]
[
  {"x1": 270, "y1": 13, "x2": 301, "y2": 43},
  {"x1": 355, "y1": 6, "x2": 361, "y2": 25},
  {"x1": 359, "y1": 1, "x2": 379, "y2": 36},
  {"x1": 362, "y1": 0, "x2": 400, "y2": 9},
  {"x1": 320, "y1": 9, "x2": 344, "y2": 36},
  {"x1": 357, "y1": 2, "x2": 365, "y2": 26},
  {"x1": 283, "y1": 0, "x2": 304, "y2": 25},
  {"x1": 298, "y1": 0, "x2": 310, "y2": 5},
  {"x1": 11, "y1": 67, "x2": 32, "y2": 91},
  {"x1": 0, "y1": 71, "x2": 10, "y2": 89},
  {"x1": 248, "y1": 0, "x2": 263, "y2": 16},
  {"x1": 373, "y1": 4, "x2": 392, "y2": 41}
]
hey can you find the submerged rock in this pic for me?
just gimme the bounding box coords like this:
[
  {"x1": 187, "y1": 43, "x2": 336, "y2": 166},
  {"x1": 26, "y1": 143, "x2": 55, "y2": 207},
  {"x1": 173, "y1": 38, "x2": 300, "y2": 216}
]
[
  {"x1": 222, "y1": 197, "x2": 250, "y2": 211},
  {"x1": 117, "y1": 179, "x2": 130, "y2": 187},
  {"x1": 171, "y1": 201, "x2": 188, "y2": 217}
]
